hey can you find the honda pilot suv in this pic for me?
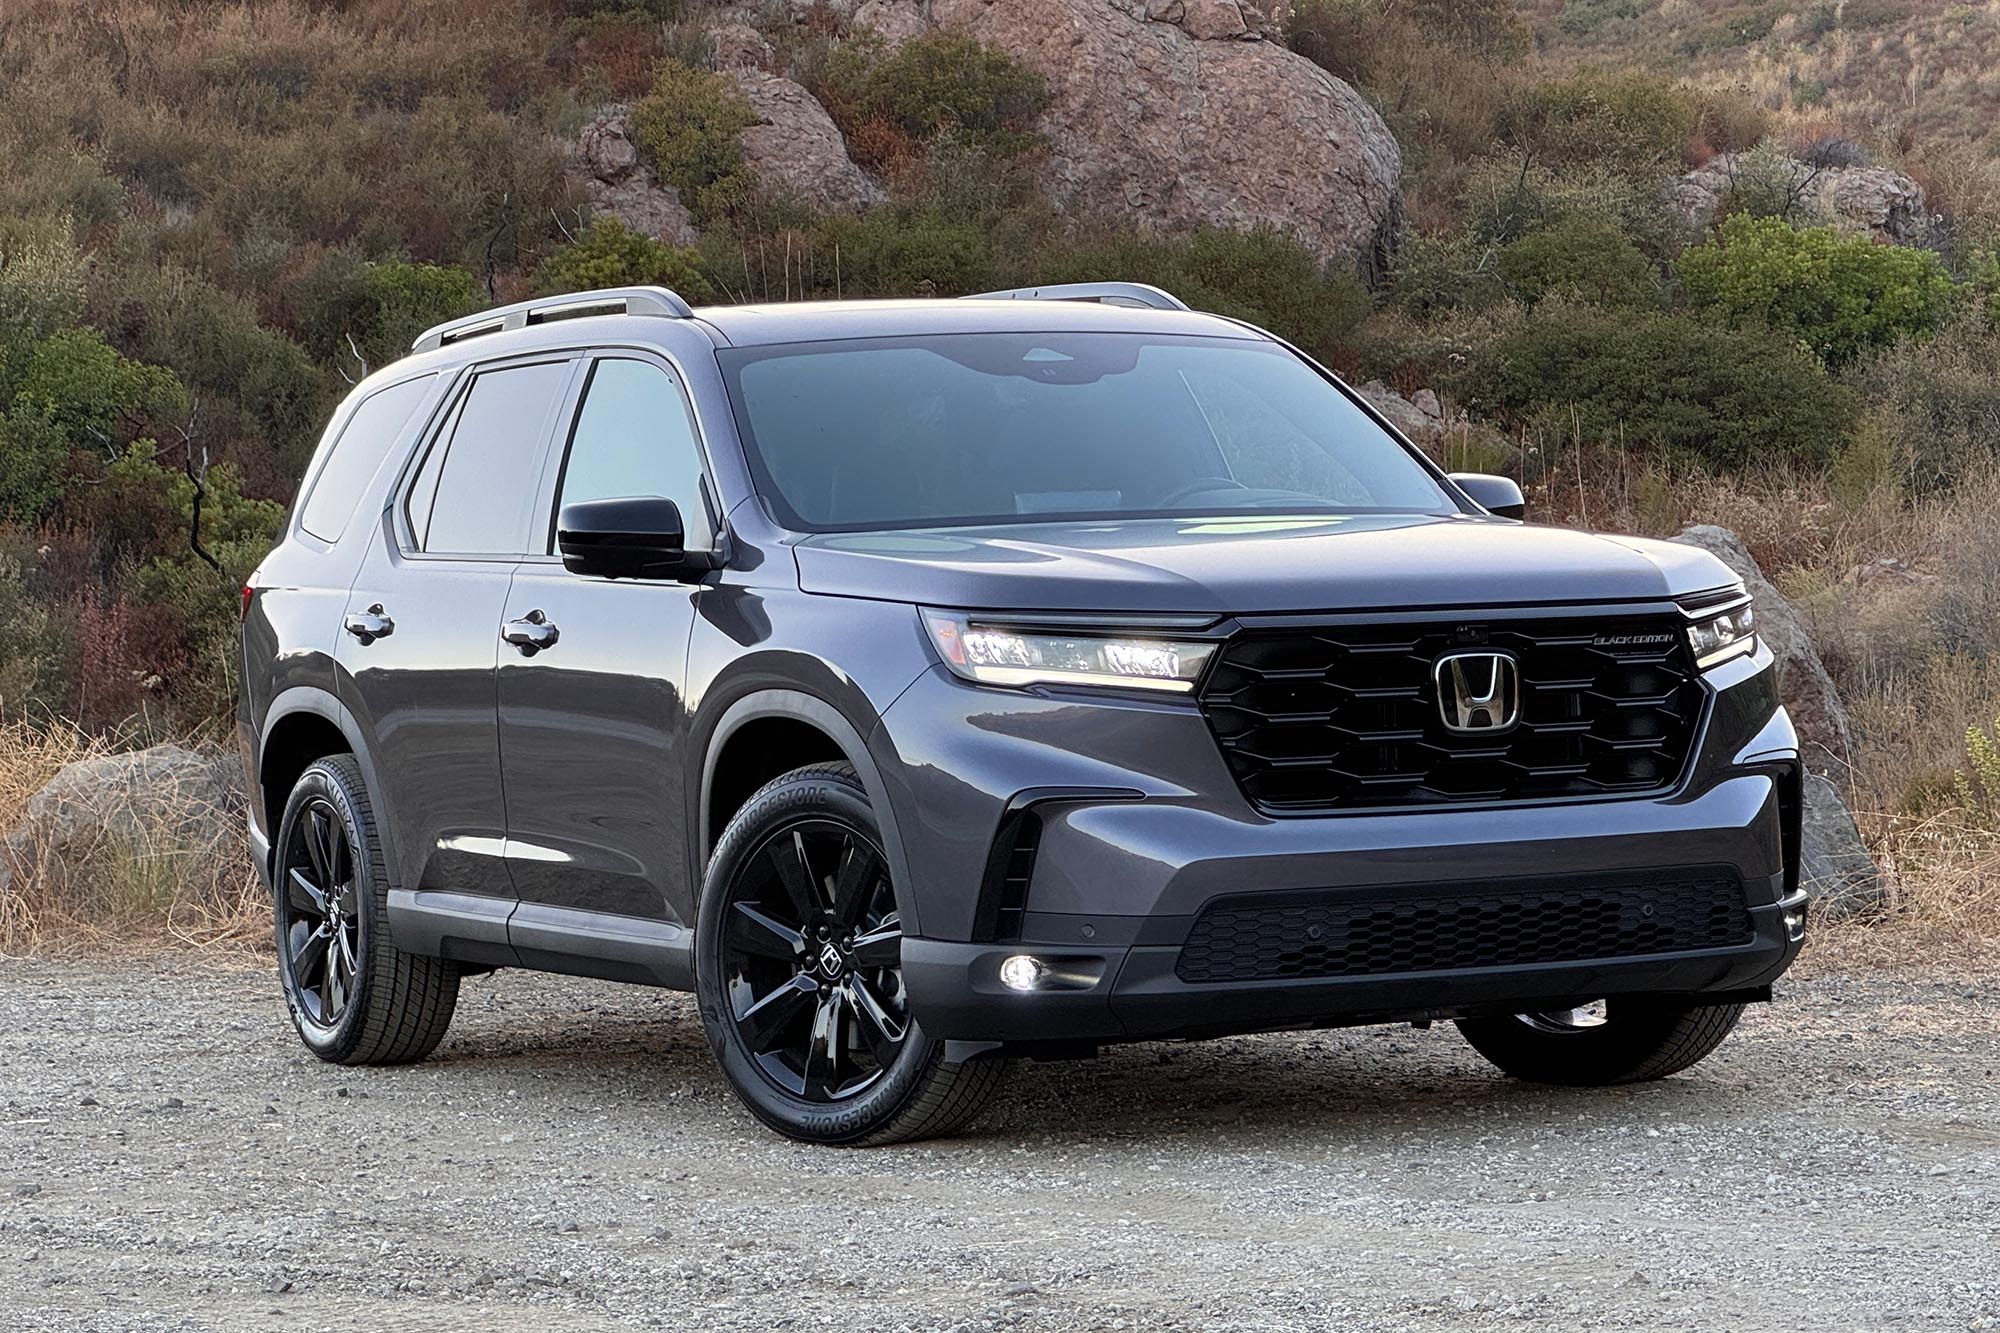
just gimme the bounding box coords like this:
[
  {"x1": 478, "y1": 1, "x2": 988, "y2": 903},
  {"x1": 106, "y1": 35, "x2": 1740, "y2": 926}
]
[{"x1": 239, "y1": 282, "x2": 1808, "y2": 1145}]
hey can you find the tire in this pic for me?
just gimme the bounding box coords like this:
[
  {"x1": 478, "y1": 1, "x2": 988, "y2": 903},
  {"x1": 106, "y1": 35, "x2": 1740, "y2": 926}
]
[
  {"x1": 271, "y1": 754, "x2": 460, "y2": 1065},
  {"x1": 694, "y1": 763, "x2": 1006, "y2": 1145},
  {"x1": 1456, "y1": 996, "x2": 1744, "y2": 1087}
]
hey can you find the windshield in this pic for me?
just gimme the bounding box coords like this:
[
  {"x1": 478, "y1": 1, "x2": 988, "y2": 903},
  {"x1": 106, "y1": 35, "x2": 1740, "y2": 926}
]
[{"x1": 718, "y1": 333, "x2": 1457, "y2": 532}]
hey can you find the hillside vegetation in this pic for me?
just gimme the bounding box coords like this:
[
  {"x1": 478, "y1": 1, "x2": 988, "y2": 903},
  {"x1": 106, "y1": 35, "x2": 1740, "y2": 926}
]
[{"x1": 1, "y1": 0, "x2": 1998, "y2": 937}]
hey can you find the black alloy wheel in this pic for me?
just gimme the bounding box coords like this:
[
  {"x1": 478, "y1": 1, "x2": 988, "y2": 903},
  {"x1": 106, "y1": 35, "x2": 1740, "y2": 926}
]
[
  {"x1": 695, "y1": 763, "x2": 1007, "y2": 1145},
  {"x1": 278, "y1": 794, "x2": 362, "y2": 1031},
  {"x1": 271, "y1": 755, "x2": 460, "y2": 1065},
  {"x1": 722, "y1": 820, "x2": 909, "y2": 1102}
]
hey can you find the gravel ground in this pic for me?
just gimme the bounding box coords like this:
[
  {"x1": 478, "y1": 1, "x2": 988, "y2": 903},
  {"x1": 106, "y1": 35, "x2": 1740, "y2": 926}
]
[{"x1": 2, "y1": 958, "x2": 1996, "y2": 1332}]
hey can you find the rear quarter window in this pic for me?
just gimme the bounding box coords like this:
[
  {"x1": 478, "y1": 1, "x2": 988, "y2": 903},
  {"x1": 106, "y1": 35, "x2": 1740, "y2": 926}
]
[{"x1": 297, "y1": 374, "x2": 438, "y2": 542}]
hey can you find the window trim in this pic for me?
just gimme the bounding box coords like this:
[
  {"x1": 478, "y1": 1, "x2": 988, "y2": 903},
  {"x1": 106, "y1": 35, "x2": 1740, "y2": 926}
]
[
  {"x1": 292, "y1": 368, "x2": 445, "y2": 547},
  {"x1": 534, "y1": 351, "x2": 723, "y2": 563},
  {"x1": 391, "y1": 352, "x2": 586, "y2": 563}
]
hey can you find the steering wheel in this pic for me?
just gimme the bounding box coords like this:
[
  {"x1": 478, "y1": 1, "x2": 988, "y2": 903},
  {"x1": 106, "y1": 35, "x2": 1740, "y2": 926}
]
[{"x1": 1154, "y1": 476, "x2": 1249, "y2": 508}]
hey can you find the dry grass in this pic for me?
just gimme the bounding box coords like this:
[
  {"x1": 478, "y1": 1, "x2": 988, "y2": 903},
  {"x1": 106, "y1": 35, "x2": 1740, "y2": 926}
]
[{"x1": 0, "y1": 718, "x2": 266, "y2": 958}]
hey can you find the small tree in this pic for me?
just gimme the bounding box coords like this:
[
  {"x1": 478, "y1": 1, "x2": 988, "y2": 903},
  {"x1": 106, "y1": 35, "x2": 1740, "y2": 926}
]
[
  {"x1": 630, "y1": 59, "x2": 757, "y2": 224},
  {"x1": 532, "y1": 218, "x2": 712, "y2": 300}
]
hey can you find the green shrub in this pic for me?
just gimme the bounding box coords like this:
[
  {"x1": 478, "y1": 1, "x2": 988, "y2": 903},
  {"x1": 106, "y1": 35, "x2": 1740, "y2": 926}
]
[
  {"x1": 1843, "y1": 314, "x2": 2000, "y2": 490},
  {"x1": 821, "y1": 32, "x2": 1048, "y2": 158},
  {"x1": 630, "y1": 59, "x2": 757, "y2": 223},
  {"x1": 535, "y1": 218, "x2": 713, "y2": 300},
  {"x1": 1463, "y1": 305, "x2": 1859, "y2": 468},
  {"x1": 1498, "y1": 72, "x2": 1694, "y2": 181},
  {"x1": 0, "y1": 223, "x2": 89, "y2": 397},
  {"x1": 1679, "y1": 215, "x2": 1964, "y2": 367},
  {"x1": 1495, "y1": 216, "x2": 1661, "y2": 309},
  {"x1": 0, "y1": 329, "x2": 188, "y2": 523}
]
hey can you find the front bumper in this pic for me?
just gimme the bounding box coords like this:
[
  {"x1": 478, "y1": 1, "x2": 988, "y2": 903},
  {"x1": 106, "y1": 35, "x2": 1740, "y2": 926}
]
[{"x1": 877, "y1": 634, "x2": 1805, "y2": 1045}]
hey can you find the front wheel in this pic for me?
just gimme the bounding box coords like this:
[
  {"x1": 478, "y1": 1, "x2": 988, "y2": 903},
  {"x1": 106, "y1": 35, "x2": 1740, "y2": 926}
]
[
  {"x1": 1456, "y1": 996, "x2": 1745, "y2": 1086},
  {"x1": 694, "y1": 763, "x2": 1006, "y2": 1145}
]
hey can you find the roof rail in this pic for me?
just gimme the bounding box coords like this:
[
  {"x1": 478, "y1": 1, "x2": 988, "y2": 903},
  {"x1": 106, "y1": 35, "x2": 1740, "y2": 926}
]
[
  {"x1": 410, "y1": 286, "x2": 695, "y2": 354},
  {"x1": 963, "y1": 281, "x2": 1190, "y2": 312}
]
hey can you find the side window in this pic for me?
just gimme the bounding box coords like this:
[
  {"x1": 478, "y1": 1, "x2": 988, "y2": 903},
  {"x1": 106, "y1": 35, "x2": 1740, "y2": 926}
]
[
  {"x1": 298, "y1": 374, "x2": 436, "y2": 542},
  {"x1": 551, "y1": 358, "x2": 713, "y2": 552},
  {"x1": 409, "y1": 360, "x2": 573, "y2": 555}
]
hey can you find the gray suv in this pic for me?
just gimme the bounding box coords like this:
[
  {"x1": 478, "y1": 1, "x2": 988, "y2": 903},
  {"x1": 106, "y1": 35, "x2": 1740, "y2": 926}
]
[{"x1": 238, "y1": 283, "x2": 1807, "y2": 1144}]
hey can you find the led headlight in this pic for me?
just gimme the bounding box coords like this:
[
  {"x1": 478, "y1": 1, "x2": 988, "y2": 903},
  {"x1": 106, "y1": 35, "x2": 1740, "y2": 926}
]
[
  {"x1": 922, "y1": 610, "x2": 1215, "y2": 693},
  {"x1": 1685, "y1": 598, "x2": 1757, "y2": 668}
]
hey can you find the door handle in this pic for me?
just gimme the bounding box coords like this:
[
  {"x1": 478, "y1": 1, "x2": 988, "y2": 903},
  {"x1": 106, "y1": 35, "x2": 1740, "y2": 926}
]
[
  {"x1": 342, "y1": 604, "x2": 394, "y2": 645},
  {"x1": 501, "y1": 609, "x2": 559, "y2": 656}
]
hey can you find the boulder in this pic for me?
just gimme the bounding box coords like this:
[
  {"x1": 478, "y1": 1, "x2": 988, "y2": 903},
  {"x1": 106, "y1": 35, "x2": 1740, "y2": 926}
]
[
  {"x1": 1801, "y1": 773, "x2": 1884, "y2": 917},
  {"x1": 853, "y1": 0, "x2": 931, "y2": 46},
  {"x1": 1673, "y1": 153, "x2": 1929, "y2": 245},
  {"x1": 1671, "y1": 524, "x2": 1854, "y2": 776},
  {"x1": 1354, "y1": 380, "x2": 1445, "y2": 446},
  {"x1": 571, "y1": 105, "x2": 700, "y2": 246},
  {"x1": 0, "y1": 745, "x2": 244, "y2": 899},
  {"x1": 897, "y1": 0, "x2": 1402, "y2": 265},
  {"x1": 708, "y1": 21, "x2": 775, "y2": 70},
  {"x1": 725, "y1": 69, "x2": 884, "y2": 213}
]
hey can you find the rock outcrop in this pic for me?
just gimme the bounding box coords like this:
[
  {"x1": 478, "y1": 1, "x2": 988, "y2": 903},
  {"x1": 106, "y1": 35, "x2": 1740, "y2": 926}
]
[
  {"x1": 857, "y1": 0, "x2": 1402, "y2": 265},
  {"x1": 0, "y1": 745, "x2": 244, "y2": 899},
  {"x1": 1670, "y1": 525, "x2": 1882, "y2": 917},
  {"x1": 570, "y1": 106, "x2": 700, "y2": 246},
  {"x1": 726, "y1": 69, "x2": 884, "y2": 213},
  {"x1": 1673, "y1": 153, "x2": 1930, "y2": 245}
]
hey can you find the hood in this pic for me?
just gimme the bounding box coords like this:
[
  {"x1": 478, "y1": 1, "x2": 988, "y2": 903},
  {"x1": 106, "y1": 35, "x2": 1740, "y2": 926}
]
[{"x1": 792, "y1": 515, "x2": 1740, "y2": 616}]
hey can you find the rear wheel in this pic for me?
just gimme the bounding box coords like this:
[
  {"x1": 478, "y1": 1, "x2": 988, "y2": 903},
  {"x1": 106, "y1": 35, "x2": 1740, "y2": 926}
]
[
  {"x1": 272, "y1": 755, "x2": 459, "y2": 1065},
  {"x1": 1456, "y1": 995, "x2": 1744, "y2": 1086},
  {"x1": 694, "y1": 763, "x2": 1006, "y2": 1145}
]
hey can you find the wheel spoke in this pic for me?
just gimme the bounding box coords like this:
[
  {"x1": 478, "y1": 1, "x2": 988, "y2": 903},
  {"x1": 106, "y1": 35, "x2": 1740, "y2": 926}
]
[
  {"x1": 767, "y1": 831, "x2": 822, "y2": 923},
  {"x1": 324, "y1": 952, "x2": 345, "y2": 1019},
  {"x1": 829, "y1": 839, "x2": 881, "y2": 930},
  {"x1": 293, "y1": 922, "x2": 332, "y2": 979},
  {"x1": 305, "y1": 808, "x2": 334, "y2": 883},
  {"x1": 846, "y1": 977, "x2": 905, "y2": 1068},
  {"x1": 287, "y1": 867, "x2": 327, "y2": 918},
  {"x1": 738, "y1": 975, "x2": 815, "y2": 1053},
  {"x1": 728, "y1": 902, "x2": 804, "y2": 961},
  {"x1": 802, "y1": 988, "x2": 845, "y2": 1099},
  {"x1": 336, "y1": 926, "x2": 358, "y2": 979},
  {"x1": 849, "y1": 920, "x2": 903, "y2": 969}
]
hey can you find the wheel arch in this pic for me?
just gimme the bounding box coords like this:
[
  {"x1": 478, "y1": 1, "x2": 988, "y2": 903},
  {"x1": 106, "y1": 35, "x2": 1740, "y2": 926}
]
[
  {"x1": 699, "y1": 689, "x2": 922, "y2": 937},
  {"x1": 257, "y1": 688, "x2": 399, "y2": 882}
]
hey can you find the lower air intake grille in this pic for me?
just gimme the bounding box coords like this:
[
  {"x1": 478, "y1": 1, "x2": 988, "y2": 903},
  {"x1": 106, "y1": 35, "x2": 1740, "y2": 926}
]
[{"x1": 1174, "y1": 868, "x2": 1751, "y2": 985}]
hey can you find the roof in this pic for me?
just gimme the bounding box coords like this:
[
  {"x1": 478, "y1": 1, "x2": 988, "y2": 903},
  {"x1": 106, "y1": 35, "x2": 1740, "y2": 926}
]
[{"x1": 690, "y1": 297, "x2": 1266, "y2": 348}]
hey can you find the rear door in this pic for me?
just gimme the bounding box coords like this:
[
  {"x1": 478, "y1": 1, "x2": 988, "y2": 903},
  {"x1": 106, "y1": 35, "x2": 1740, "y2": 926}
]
[
  {"x1": 337, "y1": 354, "x2": 581, "y2": 952},
  {"x1": 496, "y1": 351, "x2": 717, "y2": 939}
]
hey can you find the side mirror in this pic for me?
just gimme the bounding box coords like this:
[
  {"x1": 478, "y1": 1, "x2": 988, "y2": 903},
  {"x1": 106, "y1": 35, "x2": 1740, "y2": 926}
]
[
  {"x1": 557, "y1": 496, "x2": 688, "y2": 580},
  {"x1": 1449, "y1": 472, "x2": 1526, "y2": 521}
]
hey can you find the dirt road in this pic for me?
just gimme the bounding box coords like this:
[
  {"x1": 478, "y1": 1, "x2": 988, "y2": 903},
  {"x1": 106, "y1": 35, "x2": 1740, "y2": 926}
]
[{"x1": 2, "y1": 959, "x2": 1994, "y2": 1331}]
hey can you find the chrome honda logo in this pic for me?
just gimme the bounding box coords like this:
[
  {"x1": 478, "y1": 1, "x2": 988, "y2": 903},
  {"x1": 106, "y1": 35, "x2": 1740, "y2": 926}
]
[{"x1": 1435, "y1": 651, "x2": 1520, "y2": 733}]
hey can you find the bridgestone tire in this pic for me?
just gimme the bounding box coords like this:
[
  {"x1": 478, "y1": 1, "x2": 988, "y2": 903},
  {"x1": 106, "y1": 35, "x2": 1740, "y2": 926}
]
[
  {"x1": 272, "y1": 755, "x2": 460, "y2": 1065},
  {"x1": 694, "y1": 763, "x2": 1007, "y2": 1146},
  {"x1": 1456, "y1": 997, "x2": 1745, "y2": 1086}
]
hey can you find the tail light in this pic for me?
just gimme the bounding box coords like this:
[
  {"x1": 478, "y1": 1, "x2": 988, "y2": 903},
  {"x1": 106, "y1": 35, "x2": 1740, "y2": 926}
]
[{"x1": 241, "y1": 570, "x2": 260, "y2": 624}]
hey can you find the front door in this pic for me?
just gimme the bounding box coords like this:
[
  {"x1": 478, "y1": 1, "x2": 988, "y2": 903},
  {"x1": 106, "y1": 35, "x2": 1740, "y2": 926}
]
[
  {"x1": 496, "y1": 353, "x2": 715, "y2": 929},
  {"x1": 337, "y1": 355, "x2": 580, "y2": 947}
]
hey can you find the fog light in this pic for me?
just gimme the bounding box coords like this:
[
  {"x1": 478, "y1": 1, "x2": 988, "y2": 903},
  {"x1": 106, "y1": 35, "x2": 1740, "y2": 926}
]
[
  {"x1": 1783, "y1": 908, "x2": 1806, "y2": 933},
  {"x1": 999, "y1": 955, "x2": 1046, "y2": 991}
]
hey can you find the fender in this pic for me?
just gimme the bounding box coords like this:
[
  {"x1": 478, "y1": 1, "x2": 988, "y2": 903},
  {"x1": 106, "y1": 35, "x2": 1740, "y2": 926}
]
[
  {"x1": 699, "y1": 688, "x2": 924, "y2": 938},
  {"x1": 256, "y1": 685, "x2": 401, "y2": 888}
]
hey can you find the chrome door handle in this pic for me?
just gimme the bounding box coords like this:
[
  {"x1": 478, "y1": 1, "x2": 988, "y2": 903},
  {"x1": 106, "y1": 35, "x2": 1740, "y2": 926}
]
[
  {"x1": 501, "y1": 609, "x2": 559, "y2": 656},
  {"x1": 342, "y1": 604, "x2": 394, "y2": 645}
]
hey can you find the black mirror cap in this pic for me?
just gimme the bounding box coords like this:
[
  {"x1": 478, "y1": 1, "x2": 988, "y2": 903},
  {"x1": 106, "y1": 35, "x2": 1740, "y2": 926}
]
[
  {"x1": 557, "y1": 496, "x2": 689, "y2": 579},
  {"x1": 1449, "y1": 472, "x2": 1526, "y2": 521}
]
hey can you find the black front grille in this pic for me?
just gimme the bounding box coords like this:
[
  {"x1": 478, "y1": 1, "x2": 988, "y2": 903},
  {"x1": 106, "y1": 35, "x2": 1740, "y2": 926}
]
[
  {"x1": 1175, "y1": 869, "x2": 1751, "y2": 985},
  {"x1": 1198, "y1": 614, "x2": 1703, "y2": 811}
]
